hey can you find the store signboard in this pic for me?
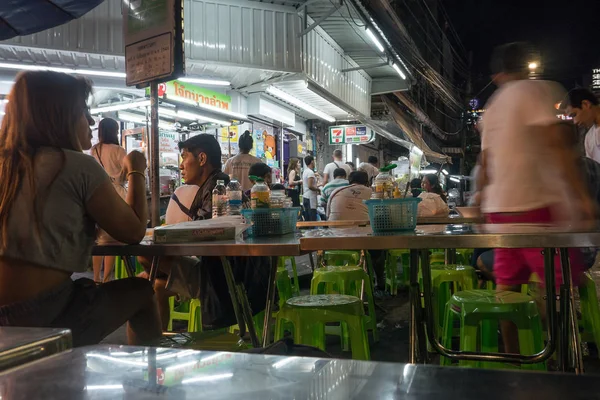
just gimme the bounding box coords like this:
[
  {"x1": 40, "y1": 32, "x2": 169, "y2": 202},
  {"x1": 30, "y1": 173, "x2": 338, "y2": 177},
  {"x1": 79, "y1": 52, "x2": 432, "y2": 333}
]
[
  {"x1": 155, "y1": 80, "x2": 232, "y2": 111},
  {"x1": 123, "y1": 0, "x2": 184, "y2": 86},
  {"x1": 159, "y1": 131, "x2": 179, "y2": 154},
  {"x1": 328, "y1": 125, "x2": 375, "y2": 145},
  {"x1": 592, "y1": 68, "x2": 600, "y2": 91}
]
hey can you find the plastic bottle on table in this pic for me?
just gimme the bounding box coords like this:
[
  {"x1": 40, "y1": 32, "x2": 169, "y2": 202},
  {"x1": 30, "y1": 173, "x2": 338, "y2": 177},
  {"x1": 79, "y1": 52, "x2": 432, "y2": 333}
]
[
  {"x1": 226, "y1": 179, "x2": 243, "y2": 215},
  {"x1": 374, "y1": 164, "x2": 397, "y2": 199},
  {"x1": 212, "y1": 179, "x2": 228, "y2": 218},
  {"x1": 250, "y1": 176, "x2": 270, "y2": 209}
]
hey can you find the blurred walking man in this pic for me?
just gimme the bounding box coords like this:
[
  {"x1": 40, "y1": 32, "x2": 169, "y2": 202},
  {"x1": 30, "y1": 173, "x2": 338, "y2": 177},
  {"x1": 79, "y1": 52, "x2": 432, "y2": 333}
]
[{"x1": 479, "y1": 42, "x2": 593, "y2": 353}]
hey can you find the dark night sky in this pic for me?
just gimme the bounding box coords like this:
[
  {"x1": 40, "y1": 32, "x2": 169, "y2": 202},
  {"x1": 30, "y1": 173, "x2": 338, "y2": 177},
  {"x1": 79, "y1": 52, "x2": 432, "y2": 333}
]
[{"x1": 443, "y1": 0, "x2": 600, "y2": 97}]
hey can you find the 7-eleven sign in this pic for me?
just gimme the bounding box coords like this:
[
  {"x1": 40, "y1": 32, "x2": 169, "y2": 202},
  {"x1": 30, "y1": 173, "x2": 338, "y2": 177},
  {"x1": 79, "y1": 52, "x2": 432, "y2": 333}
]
[{"x1": 329, "y1": 127, "x2": 345, "y2": 144}]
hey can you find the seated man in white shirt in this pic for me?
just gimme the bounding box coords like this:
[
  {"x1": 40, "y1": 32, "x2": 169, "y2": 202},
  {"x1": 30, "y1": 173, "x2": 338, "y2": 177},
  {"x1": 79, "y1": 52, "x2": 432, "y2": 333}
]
[
  {"x1": 326, "y1": 170, "x2": 372, "y2": 221},
  {"x1": 140, "y1": 134, "x2": 269, "y2": 331}
]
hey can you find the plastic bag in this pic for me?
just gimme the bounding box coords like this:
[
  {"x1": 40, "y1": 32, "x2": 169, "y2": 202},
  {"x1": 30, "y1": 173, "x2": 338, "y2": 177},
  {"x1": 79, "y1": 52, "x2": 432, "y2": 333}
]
[{"x1": 417, "y1": 192, "x2": 449, "y2": 217}]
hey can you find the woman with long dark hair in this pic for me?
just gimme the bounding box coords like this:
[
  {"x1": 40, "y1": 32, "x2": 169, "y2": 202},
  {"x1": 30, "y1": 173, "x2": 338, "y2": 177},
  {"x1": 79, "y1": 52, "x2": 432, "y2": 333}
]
[
  {"x1": 0, "y1": 71, "x2": 161, "y2": 346},
  {"x1": 91, "y1": 117, "x2": 128, "y2": 283},
  {"x1": 422, "y1": 174, "x2": 447, "y2": 203},
  {"x1": 287, "y1": 158, "x2": 302, "y2": 207},
  {"x1": 223, "y1": 130, "x2": 261, "y2": 191}
]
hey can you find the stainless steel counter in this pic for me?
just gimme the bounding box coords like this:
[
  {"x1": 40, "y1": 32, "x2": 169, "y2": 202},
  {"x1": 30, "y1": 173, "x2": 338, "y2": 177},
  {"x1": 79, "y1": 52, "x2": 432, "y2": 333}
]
[
  {"x1": 0, "y1": 345, "x2": 595, "y2": 399},
  {"x1": 0, "y1": 327, "x2": 71, "y2": 372},
  {"x1": 300, "y1": 224, "x2": 600, "y2": 250}
]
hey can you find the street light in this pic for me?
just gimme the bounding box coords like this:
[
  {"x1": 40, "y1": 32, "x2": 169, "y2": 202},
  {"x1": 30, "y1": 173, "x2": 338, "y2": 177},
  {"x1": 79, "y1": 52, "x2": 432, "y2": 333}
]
[{"x1": 528, "y1": 62, "x2": 538, "y2": 70}]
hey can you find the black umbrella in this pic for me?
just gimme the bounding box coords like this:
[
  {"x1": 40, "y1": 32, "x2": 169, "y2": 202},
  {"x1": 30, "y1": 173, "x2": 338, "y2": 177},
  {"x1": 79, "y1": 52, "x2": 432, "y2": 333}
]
[{"x1": 0, "y1": 0, "x2": 105, "y2": 40}]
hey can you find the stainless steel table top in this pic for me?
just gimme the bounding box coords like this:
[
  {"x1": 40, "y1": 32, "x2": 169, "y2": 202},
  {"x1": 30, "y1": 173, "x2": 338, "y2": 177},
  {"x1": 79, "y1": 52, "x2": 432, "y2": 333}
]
[
  {"x1": 300, "y1": 223, "x2": 600, "y2": 250},
  {"x1": 0, "y1": 327, "x2": 71, "y2": 372},
  {"x1": 0, "y1": 345, "x2": 595, "y2": 399},
  {"x1": 418, "y1": 215, "x2": 483, "y2": 224},
  {"x1": 92, "y1": 235, "x2": 302, "y2": 257}
]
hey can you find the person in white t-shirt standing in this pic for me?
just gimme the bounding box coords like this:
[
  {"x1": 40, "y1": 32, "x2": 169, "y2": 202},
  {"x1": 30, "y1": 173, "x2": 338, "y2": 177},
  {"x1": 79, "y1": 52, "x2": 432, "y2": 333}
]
[
  {"x1": 322, "y1": 149, "x2": 352, "y2": 186},
  {"x1": 564, "y1": 88, "x2": 600, "y2": 163},
  {"x1": 358, "y1": 155, "x2": 379, "y2": 185},
  {"x1": 223, "y1": 130, "x2": 261, "y2": 191},
  {"x1": 302, "y1": 155, "x2": 320, "y2": 221},
  {"x1": 480, "y1": 42, "x2": 592, "y2": 353}
]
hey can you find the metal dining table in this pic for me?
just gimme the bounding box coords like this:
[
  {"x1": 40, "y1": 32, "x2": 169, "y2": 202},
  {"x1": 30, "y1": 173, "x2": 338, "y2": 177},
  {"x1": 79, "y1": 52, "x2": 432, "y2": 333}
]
[
  {"x1": 1, "y1": 344, "x2": 597, "y2": 399},
  {"x1": 300, "y1": 223, "x2": 600, "y2": 373},
  {"x1": 93, "y1": 235, "x2": 303, "y2": 349},
  {"x1": 0, "y1": 327, "x2": 71, "y2": 372}
]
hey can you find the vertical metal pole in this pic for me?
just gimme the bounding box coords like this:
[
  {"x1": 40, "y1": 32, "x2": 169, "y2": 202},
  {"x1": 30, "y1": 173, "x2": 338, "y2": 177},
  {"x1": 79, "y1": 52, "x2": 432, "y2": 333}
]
[
  {"x1": 149, "y1": 82, "x2": 160, "y2": 227},
  {"x1": 409, "y1": 249, "x2": 420, "y2": 363},
  {"x1": 280, "y1": 124, "x2": 285, "y2": 182},
  {"x1": 559, "y1": 248, "x2": 584, "y2": 373},
  {"x1": 262, "y1": 256, "x2": 279, "y2": 347}
]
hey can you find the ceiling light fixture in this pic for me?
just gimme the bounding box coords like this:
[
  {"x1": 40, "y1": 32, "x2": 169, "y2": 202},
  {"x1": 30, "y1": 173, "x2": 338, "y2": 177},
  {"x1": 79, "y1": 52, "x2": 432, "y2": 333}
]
[
  {"x1": 441, "y1": 169, "x2": 449, "y2": 176},
  {"x1": 179, "y1": 77, "x2": 230, "y2": 86},
  {"x1": 166, "y1": 97, "x2": 247, "y2": 121},
  {"x1": 0, "y1": 62, "x2": 126, "y2": 78},
  {"x1": 449, "y1": 177, "x2": 461, "y2": 183},
  {"x1": 365, "y1": 28, "x2": 385, "y2": 53},
  {"x1": 158, "y1": 106, "x2": 231, "y2": 126},
  {"x1": 266, "y1": 86, "x2": 336, "y2": 122},
  {"x1": 91, "y1": 99, "x2": 150, "y2": 114},
  {"x1": 392, "y1": 63, "x2": 406, "y2": 80}
]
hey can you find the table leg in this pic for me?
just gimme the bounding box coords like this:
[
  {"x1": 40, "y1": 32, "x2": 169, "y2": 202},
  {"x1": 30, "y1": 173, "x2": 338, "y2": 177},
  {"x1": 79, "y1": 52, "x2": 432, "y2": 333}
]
[
  {"x1": 262, "y1": 256, "x2": 279, "y2": 347},
  {"x1": 219, "y1": 256, "x2": 247, "y2": 342},
  {"x1": 559, "y1": 248, "x2": 584, "y2": 374},
  {"x1": 148, "y1": 257, "x2": 160, "y2": 283},
  {"x1": 123, "y1": 256, "x2": 136, "y2": 278},
  {"x1": 236, "y1": 282, "x2": 260, "y2": 348},
  {"x1": 409, "y1": 249, "x2": 426, "y2": 363}
]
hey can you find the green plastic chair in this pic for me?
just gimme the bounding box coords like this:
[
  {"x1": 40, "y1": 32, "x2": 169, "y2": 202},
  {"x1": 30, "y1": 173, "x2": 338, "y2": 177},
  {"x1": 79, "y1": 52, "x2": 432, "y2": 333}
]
[
  {"x1": 114, "y1": 256, "x2": 145, "y2": 280},
  {"x1": 385, "y1": 249, "x2": 410, "y2": 295},
  {"x1": 440, "y1": 290, "x2": 546, "y2": 371},
  {"x1": 276, "y1": 268, "x2": 295, "y2": 309},
  {"x1": 310, "y1": 266, "x2": 378, "y2": 344},
  {"x1": 579, "y1": 272, "x2": 600, "y2": 352},
  {"x1": 228, "y1": 310, "x2": 266, "y2": 345},
  {"x1": 430, "y1": 252, "x2": 446, "y2": 266},
  {"x1": 278, "y1": 256, "x2": 300, "y2": 296},
  {"x1": 275, "y1": 294, "x2": 371, "y2": 360},
  {"x1": 168, "y1": 297, "x2": 202, "y2": 333}
]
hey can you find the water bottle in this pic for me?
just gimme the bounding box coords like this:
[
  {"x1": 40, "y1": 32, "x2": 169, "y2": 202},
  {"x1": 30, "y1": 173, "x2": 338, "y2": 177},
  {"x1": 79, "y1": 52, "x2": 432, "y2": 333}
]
[
  {"x1": 226, "y1": 179, "x2": 243, "y2": 215},
  {"x1": 212, "y1": 180, "x2": 227, "y2": 218}
]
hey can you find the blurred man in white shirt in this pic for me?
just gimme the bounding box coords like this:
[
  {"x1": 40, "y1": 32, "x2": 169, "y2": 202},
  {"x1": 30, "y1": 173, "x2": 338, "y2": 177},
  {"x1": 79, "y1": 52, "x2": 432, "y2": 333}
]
[
  {"x1": 480, "y1": 42, "x2": 592, "y2": 353},
  {"x1": 564, "y1": 88, "x2": 600, "y2": 163},
  {"x1": 322, "y1": 149, "x2": 352, "y2": 186},
  {"x1": 358, "y1": 155, "x2": 379, "y2": 185}
]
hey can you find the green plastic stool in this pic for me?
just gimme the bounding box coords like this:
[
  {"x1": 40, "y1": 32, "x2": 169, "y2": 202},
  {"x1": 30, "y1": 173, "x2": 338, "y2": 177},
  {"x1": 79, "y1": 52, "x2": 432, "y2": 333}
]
[
  {"x1": 579, "y1": 272, "x2": 600, "y2": 351},
  {"x1": 114, "y1": 257, "x2": 145, "y2": 280},
  {"x1": 430, "y1": 252, "x2": 446, "y2": 266},
  {"x1": 228, "y1": 310, "x2": 266, "y2": 345},
  {"x1": 440, "y1": 290, "x2": 546, "y2": 370},
  {"x1": 322, "y1": 250, "x2": 361, "y2": 266},
  {"x1": 276, "y1": 268, "x2": 294, "y2": 309},
  {"x1": 278, "y1": 256, "x2": 300, "y2": 296},
  {"x1": 422, "y1": 265, "x2": 477, "y2": 335},
  {"x1": 310, "y1": 266, "x2": 378, "y2": 344},
  {"x1": 275, "y1": 294, "x2": 371, "y2": 360},
  {"x1": 168, "y1": 297, "x2": 202, "y2": 332},
  {"x1": 385, "y1": 249, "x2": 410, "y2": 295},
  {"x1": 456, "y1": 249, "x2": 474, "y2": 265}
]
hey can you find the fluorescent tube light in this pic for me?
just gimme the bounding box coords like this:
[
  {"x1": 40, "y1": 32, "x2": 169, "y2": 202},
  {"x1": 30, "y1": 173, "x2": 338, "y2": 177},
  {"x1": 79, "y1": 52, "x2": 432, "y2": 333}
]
[
  {"x1": 392, "y1": 63, "x2": 406, "y2": 80},
  {"x1": 266, "y1": 86, "x2": 336, "y2": 122},
  {"x1": 179, "y1": 77, "x2": 230, "y2": 86},
  {"x1": 441, "y1": 169, "x2": 449, "y2": 176},
  {"x1": 91, "y1": 99, "x2": 150, "y2": 114},
  {"x1": 365, "y1": 28, "x2": 385, "y2": 53},
  {"x1": 418, "y1": 169, "x2": 437, "y2": 175},
  {"x1": 167, "y1": 97, "x2": 247, "y2": 121},
  {"x1": 159, "y1": 107, "x2": 231, "y2": 126},
  {"x1": 449, "y1": 177, "x2": 461, "y2": 183},
  {"x1": 0, "y1": 62, "x2": 125, "y2": 78}
]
